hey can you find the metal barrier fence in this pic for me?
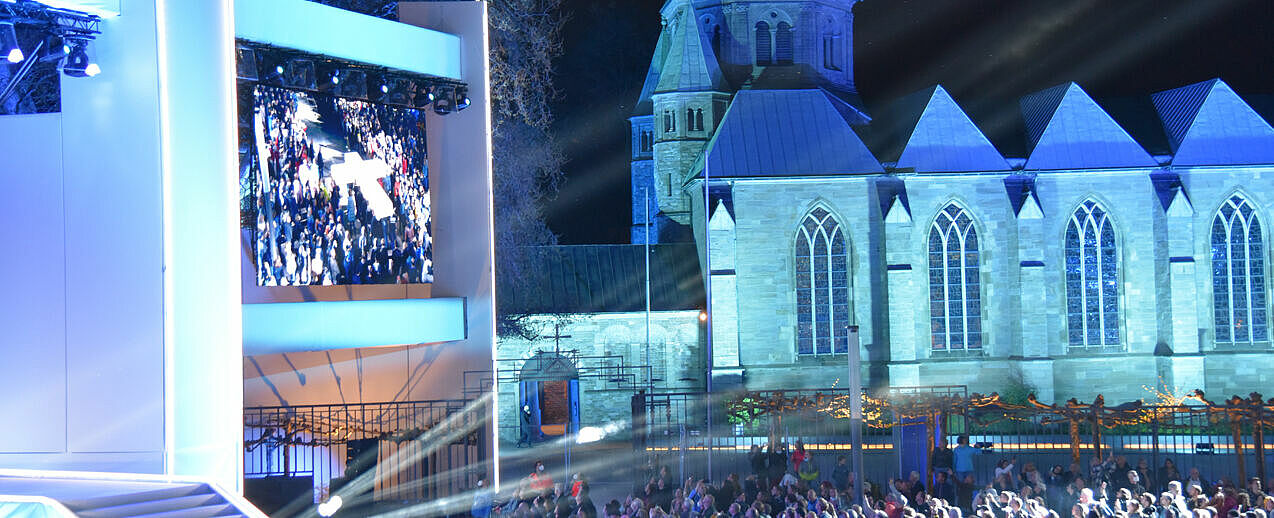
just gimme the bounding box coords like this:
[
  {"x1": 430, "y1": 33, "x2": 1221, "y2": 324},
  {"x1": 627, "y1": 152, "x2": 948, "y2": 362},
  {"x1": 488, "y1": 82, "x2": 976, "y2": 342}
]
[
  {"x1": 635, "y1": 389, "x2": 1274, "y2": 491},
  {"x1": 244, "y1": 398, "x2": 487, "y2": 505}
]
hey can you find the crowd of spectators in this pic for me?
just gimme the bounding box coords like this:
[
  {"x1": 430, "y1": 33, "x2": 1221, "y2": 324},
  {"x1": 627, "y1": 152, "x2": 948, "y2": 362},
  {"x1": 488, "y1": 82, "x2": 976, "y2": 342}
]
[
  {"x1": 475, "y1": 439, "x2": 1274, "y2": 518},
  {"x1": 251, "y1": 85, "x2": 432, "y2": 286}
]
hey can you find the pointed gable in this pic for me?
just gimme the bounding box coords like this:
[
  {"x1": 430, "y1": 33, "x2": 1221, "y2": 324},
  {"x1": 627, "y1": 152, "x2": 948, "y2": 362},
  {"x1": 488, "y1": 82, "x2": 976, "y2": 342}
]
[
  {"x1": 653, "y1": 0, "x2": 726, "y2": 94},
  {"x1": 896, "y1": 86, "x2": 1011, "y2": 173},
  {"x1": 1021, "y1": 83, "x2": 1156, "y2": 170},
  {"x1": 698, "y1": 89, "x2": 882, "y2": 178},
  {"x1": 1152, "y1": 79, "x2": 1274, "y2": 166}
]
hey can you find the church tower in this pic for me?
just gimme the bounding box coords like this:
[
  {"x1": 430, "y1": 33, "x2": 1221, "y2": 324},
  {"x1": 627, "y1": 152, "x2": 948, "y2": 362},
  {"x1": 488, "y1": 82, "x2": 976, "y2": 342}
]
[{"x1": 632, "y1": 0, "x2": 863, "y2": 242}]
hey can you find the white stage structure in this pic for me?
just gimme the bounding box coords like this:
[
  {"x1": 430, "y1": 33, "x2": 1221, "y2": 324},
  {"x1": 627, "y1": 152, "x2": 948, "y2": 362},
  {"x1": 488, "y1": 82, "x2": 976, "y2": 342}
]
[{"x1": 0, "y1": 0, "x2": 496, "y2": 501}]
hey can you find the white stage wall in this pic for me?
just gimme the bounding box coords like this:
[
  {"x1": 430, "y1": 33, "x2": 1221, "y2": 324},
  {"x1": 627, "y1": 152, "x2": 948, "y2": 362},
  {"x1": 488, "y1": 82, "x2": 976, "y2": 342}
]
[{"x1": 0, "y1": 0, "x2": 242, "y2": 490}]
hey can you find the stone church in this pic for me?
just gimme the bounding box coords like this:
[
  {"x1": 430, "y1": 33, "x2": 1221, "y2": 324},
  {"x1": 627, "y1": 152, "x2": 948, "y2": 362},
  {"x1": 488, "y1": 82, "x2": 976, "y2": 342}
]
[
  {"x1": 500, "y1": 0, "x2": 1274, "y2": 442},
  {"x1": 627, "y1": 0, "x2": 1274, "y2": 403}
]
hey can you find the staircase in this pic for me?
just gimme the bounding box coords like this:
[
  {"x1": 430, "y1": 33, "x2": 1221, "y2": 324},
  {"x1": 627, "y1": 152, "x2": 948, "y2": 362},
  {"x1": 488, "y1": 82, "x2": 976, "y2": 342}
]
[
  {"x1": 0, "y1": 470, "x2": 266, "y2": 518},
  {"x1": 61, "y1": 484, "x2": 244, "y2": 518}
]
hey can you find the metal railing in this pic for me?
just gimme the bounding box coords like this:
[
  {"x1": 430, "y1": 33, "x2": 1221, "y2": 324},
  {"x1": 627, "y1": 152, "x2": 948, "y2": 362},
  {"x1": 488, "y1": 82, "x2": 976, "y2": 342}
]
[
  {"x1": 244, "y1": 398, "x2": 486, "y2": 505},
  {"x1": 634, "y1": 388, "x2": 1274, "y2": 489}
]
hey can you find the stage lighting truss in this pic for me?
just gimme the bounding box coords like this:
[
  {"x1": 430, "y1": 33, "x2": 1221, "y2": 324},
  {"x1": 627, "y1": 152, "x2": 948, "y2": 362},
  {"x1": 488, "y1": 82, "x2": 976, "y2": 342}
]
[
  {"x1": 236, "y1": 41, "x2": 470, "y2": 113},
  {"x1": 1, "y1": 0, "x2": 101, "y2": 111}
]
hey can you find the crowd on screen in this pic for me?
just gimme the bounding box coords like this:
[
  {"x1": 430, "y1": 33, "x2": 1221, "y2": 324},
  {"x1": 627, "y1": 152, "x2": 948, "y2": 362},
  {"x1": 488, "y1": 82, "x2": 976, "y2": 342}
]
[
  {"x1": 473, "y1": 439, "x2": 1274, "y2": 518},
  {"x1": 252, "y1": 85, "x2": 432, "y2": 286}
]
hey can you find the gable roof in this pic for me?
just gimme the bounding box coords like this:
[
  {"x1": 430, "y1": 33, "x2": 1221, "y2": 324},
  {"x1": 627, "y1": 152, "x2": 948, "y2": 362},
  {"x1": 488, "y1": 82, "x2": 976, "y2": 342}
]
[
  {"x1": 1020, "y1": 82, "x2": 1157, "y2": 170},
  {"x1": 502, "y1": 244, "x2": 705, "y2": 314},
  {"x1": 894, "y1": 86, "x2": 1011, "y2": 172},
  {"x1": 653, "y1": 0, "x2": 726, "y2": 94},
  {"x1": 1152, "y1": 79, "x2": 1274, "y2": 166},
  {"x1": 695, "y1": 89, "x2": 881, "y2": 178}
]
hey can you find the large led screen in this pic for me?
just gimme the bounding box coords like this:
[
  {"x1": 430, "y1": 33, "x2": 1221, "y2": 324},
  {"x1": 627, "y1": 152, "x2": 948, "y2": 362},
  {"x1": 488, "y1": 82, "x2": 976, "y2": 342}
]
[{"x1": 245, "y1": 84, "x2": 433, "y2": 286}]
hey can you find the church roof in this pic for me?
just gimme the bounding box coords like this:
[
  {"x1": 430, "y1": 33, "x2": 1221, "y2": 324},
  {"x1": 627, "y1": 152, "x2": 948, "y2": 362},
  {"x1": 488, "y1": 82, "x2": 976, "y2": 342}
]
[
  {"x1": 633, "y1": 19, "x2": 673, "y2": 116},
  {"x1": 694, "y1": 89, "x2": 880, "y2": 178},
  {"x1": 653, "y1": 0, "x2": 726, "y2": 95},
  {"x1": 1021, "y1": 83, "x2": 1158, "y2": 170},
  {"x1": 873, "y1": 86, "x2": 1013, "y2": 173},
  {"x1": 502, "y1": 244, "x2": 705, "y2": 315},
  {"x1": 1151, "y1": 78, "x2": 1274, "y2": 166}
]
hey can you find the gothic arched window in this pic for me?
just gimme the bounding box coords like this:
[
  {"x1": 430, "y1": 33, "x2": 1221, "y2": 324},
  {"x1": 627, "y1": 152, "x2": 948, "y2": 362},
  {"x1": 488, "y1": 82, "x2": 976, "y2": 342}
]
[
  {"x1": 929, "y1": 204, "x2": 981, "y2": 352},
  {"x1": 755, "y1": 21, "x2": 772, "y2": 66},
  {"x1": 695, "y1": 109, "x2": 704, "y2": 132},
  {"x1": 1065, "y1": 200, "x2": 1121, "y2": 351},
  {"x1": 795, "y1": 207, "x2": 850, "y2": 355},
  {"x1": 686, "y1": 108, "x2": 695, "y2": 131},
  {"x1": 1212, "y1": 194, "x2": 1268, "y2": 348},
  {"x1": 775, "y1": 22, "x2": 794, "y2": 65}
]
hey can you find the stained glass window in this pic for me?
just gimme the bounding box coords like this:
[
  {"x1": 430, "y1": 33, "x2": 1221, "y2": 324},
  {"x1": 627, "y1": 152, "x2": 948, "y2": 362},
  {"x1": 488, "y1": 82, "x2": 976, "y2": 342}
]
[
  {"x1": 1212, "y1": 194, "x2": 1268, "y2": 349},
  {"x1": 1065, "y1": 200, "x2": 1121, "y2": 351},
  {"x1": 929, "y1": 204, "x2": 981, "y2": 351},
  {"x1": 795, "y1": 207, "x2": 851, "y2": 355}
]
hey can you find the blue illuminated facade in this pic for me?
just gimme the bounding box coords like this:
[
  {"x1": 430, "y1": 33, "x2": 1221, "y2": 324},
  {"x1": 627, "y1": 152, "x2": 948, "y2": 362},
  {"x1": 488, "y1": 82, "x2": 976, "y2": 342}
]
[{"x1": 628, "y1": 0, "x2": 1274, "y2": 401}]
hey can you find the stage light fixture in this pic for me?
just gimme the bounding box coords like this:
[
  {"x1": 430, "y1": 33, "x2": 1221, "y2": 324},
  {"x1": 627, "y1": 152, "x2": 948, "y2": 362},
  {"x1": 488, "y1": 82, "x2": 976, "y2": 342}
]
[
  {"x1": 335, "y1": 69, "x2": 368, "y2": 99},
  {"x1": 1, "y1": 21, "x2": 22, "y2": 64},
  {"x1": 431, "y1": 85, "x2": 455, "y2": 115},
  {"x1": 235, "y1": 45, "x2": 258, "y2": 81},
  {"x1": 455, "y1": 85, "x2": 470, "y2": 111},
  {"x1": 284, "y1": 58, "x2": 316, "y2": 90},
  {"x1": 62, "y1": 38, "x2": 99, "y2": 77}
]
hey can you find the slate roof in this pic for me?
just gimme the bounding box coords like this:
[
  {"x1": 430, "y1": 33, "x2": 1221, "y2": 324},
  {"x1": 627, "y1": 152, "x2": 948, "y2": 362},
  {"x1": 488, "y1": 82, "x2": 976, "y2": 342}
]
[
  {"x1": 694, "y1": 89, "x2": 881, "y2": 178},
  {"x1": 1020, "y1": 82, "x2": 1157, "y2": 170},
  {"x1": 890, "y1": 86, "x2": 1012, "y2": 172},
  {"x1": 1151, "y1": 79, "x2": 1274, "y2": 166},
  {"x1": 502, "y1": 244, "x2": 705, "y2": 314},
  {"x1": 654, "y1": 0, "x2": 727, "y2": 94}
]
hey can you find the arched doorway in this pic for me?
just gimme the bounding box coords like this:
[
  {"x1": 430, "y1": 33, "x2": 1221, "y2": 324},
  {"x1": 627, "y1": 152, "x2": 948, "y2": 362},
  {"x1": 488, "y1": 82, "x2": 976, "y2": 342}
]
[{"x1": 517, "y1": 351, "x2": 580, "y2": 444}]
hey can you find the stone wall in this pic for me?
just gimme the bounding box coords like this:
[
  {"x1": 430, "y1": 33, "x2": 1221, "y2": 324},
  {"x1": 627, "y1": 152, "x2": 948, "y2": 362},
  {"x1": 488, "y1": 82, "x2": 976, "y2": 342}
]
[
  {"x1": 694, "y1": 166, "x2": 1274, "y2": 403},
  {"x1": 495, "y1": 312, "x2": 704, "y2": 443}
]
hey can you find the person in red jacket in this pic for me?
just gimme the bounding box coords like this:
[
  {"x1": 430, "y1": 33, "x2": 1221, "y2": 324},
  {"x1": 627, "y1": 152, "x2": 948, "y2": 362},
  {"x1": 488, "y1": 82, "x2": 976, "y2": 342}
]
[{"x1": 528, "y1": 460, "x2": 555, "y2": 496}]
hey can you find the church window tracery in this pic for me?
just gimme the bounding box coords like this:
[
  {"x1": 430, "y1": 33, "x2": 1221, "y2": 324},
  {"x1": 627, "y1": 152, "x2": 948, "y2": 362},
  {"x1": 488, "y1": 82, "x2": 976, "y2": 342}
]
[
  {"x1": 795, "y1": 206, "x2": 850, "y2": 356},
  {"x1": 755, "y1": 21, "x2": 772, "y2": 65},
  {"x1": 1065, "y1": 200, "x2": 1122, "y2": 351},
  {"x1": 775, "y1": 22, "x2": 794, "y2": 65},
  {"x1": 1212, "y1": 194, "x2": 1268, "y2": 348},
  {"x1": 929, "y1": 204, "x2": 981, "y2": 352}
]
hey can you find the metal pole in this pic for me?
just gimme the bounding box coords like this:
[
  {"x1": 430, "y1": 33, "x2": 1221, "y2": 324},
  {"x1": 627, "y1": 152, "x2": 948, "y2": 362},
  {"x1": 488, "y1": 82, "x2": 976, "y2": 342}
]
[
  {"x1": 646, "y1": 190, "x2": 652, "y2": 383},
  {"x1": 703, "y1": 158, "x2": 714, "y2": 480},
  {"x1": 848, "y1": 326, "x2": 865, "y2": 509}
]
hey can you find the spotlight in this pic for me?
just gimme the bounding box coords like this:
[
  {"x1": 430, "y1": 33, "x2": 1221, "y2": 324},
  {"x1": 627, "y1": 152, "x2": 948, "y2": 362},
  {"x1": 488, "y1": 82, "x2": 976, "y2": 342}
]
[
  {"x1": 455, "y1": 86, "x2": 471, "y2": 111},
  {"x1": 1, "y1": 21, "x2": 22, "y2": 64},
  {"x1": 317, "y1": 495, "x2": 343, "y2": 517},
  {"x1": 378, "y1": 77, "x2": 415, "y2": 106},
  {"x1": 62, "y1": 39, "x2": 99, "y2": 78}
]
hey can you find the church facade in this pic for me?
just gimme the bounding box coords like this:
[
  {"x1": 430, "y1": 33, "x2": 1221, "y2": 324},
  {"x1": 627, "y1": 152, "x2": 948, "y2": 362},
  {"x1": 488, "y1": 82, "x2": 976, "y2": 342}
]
[{"x1": 629, "y1": 0, "x2": 1274, "y2": 403}]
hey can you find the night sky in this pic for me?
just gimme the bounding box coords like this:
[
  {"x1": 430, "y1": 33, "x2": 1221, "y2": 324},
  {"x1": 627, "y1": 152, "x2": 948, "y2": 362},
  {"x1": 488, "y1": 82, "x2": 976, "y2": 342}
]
[{"x1": 546, "y1": 0, "x2": 1274, "y2": 244}]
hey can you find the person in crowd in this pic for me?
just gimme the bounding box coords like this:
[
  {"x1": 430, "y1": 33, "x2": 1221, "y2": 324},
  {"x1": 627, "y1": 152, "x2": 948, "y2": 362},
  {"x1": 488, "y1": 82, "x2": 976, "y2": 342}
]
[
  {"x1": 1124, "y1": 471, "x2": 1148, "y2": 497},
  {"x1": 1159, "y1": 461, "x2": 1182, "y2": 494},
  {"x1": 933, "y1": 470, "x2": 958, "y2": 504},
  {"x1": 529, "y1": 460, "x2": 555, "y2": 497},
  {"x1": 473, "y1": 474, "x2": 494, "y2": 518},
  {"x1": 1246, "y1": 478, "x2": 1267, "y2": 504},
  {"x1": 933, "y1": 442, "x2": 955, "y2": 481},
  {"x1": 832, "y1": 457, "x2": 852, "y2": 492},
  {"x1": 1184, "y1": 469, "x2": 1212, "y2": 496},
  {"x1": 954, "y1": 436, "x2": 979, "y2": 484}
]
